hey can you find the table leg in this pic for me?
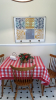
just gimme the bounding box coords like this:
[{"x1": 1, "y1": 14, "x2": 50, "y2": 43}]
[
  {"x1": 2, "y1": 80, "x2": 4, "y2": 97},
  {"x1": 41, "y1": 84, "x2": 45, "y2": 96}
]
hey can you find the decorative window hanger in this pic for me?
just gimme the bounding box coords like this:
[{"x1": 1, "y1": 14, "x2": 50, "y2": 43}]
[{"x1": 14, "y1": 16, "x2": 46, "y2": 43}]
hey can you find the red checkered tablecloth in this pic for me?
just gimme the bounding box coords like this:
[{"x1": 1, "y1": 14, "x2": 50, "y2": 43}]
[{"x1": 0, "y1": 56, "x2": 50, "y2": 85}]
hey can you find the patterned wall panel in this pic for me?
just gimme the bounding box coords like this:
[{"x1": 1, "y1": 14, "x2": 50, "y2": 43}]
[
  {"x1": 16, "y1": 18, "x2": 25, "y2": 29},
  {"x1": 25, "y1": 18, "x2": 34, "y2": 29},
  {"x1": 26, "y1": 29, "x2": 34, "y2": 39},
  {"x1": 35, "y1": 29, "x2": 44, "y2": 39},
  {"x1": 35, "y1": 18, "x2": 44, "y2": 29},
  {"x1": 16, "y1": 29, "x2": 25, "y2": 40}
]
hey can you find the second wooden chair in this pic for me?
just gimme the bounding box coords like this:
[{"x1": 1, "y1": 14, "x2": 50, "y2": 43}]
[{"x1": 41, "y1": 54, "x2": 56, "y2": 96}]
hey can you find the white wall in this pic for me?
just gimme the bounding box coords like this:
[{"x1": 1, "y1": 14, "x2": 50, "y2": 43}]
[
  {"x1": 0, "y1": 0, "x2": 56, "y2": 44},
  {"x1": 0, "y1": 0, "x2": 56, "y2": 68}
]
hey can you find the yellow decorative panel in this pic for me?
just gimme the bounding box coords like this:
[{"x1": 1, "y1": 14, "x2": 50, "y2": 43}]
[
  {"x1": 25, "y1": 18, "x2": 34, "y2": 29},
  {"x1": 16, "y1": 30, "x2": 25, "y2": 40},
  {"x1": 35, "y1": 29, "x2": 44, "y2": 39}
]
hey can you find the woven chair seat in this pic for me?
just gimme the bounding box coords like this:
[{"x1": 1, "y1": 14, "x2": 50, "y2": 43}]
[
  {"x1": 14, "y1": 79, "x2": 33, "y2": 86},
  {"x1": 47, "y1": 69, "x2": 56, "y2": 78}
]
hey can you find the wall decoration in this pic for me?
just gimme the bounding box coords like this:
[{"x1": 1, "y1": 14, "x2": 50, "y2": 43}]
[{"x1": 14, "y1": 17, "x2": 46, "y2": 43}]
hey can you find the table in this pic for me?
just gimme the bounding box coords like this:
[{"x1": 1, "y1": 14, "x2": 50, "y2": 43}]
[{"x1": 0, "y1": 56, "x2": 50, "y2": 96}]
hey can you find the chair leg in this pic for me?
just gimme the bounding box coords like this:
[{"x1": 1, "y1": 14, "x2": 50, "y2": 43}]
[
  {"x1": 41, "y1": 84, "x2": 44, "y2": 96},
  {"x1": 37, "y1": 79, "x2": 39, "y2": 82},
  {"x1": 4, "y1": 80, "x2": 8, "y2": 86},
  {"x1": 28, "y1": 85, "x2": 34, "y2": 100},
  {"x1": 50, "y1": 78, "x2": 52, "y2": 82},
  {"x1": 55, "y1": 79, "x2": 56, "y2": 87},
  {"x1": 14, "y1": 85, "x2": 18, "y2": 100},
  {"x1": 2, "y1": 80, "x2": 4, "y2": 97},
  {"x1": 31, "y1": 83, "x2": 33, "y2": 91},
  {"x1": 3, "y1": 80, "x2": 13, "y2": 92},
  {"x1": 10, "y1": 80, "x2": 13, "y2": 92},
  {"x1": 43, "y1": 85, "x2": 45, "y2": 92}
]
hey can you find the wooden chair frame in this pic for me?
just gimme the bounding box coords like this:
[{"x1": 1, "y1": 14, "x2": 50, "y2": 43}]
[
  {"x1": 10, "y1": 64, "x2": 36, "y2": 100},
  {"x1": 49, "y1": 54, "x2": 56, "y2": 70},
  {"x1": 44, "y1": 54, "x2": 56, "y2": 91},
  {"x1": 0, "y1": 54, "x2": 4, "y2": 63},
  {"x1": 0, "y1": 54, "x2": 13, "y2": 96},
  {"x1": 39, "y1": 54, "x2": 56, "y2": 96}
]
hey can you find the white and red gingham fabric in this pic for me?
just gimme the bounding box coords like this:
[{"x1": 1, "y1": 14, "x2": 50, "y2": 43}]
[{"x1": 0, "y1": 56, "x2": 50, "y2": 85}]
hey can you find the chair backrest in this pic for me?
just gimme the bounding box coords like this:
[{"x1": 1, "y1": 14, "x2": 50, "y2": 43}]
[
  {"x1": 10, "y1": 64, "x2": 36, "y2": 84},
  {"x1": 49, "y1": 54, "x2": 56, "y2": 72},
  {"x1": 0, "y1": 54, "x2": 4, "y2": 64}
]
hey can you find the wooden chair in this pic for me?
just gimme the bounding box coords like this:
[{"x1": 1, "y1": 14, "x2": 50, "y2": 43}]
[
  {"x1": 0, "y1": 54, "x2": 13, "y2": 96},
  {"x1": 0, "y1": 54, "x2": 4, "y2": 63},
  {"x1": 46, "y1": 54, "x2": 56, "y2": 88},
  {"x1": 10, "y1": 64, "x2": 36, "y2": 100},
  {"x1": 41, "y1": 54, "x2": 56, "y2": 95}
]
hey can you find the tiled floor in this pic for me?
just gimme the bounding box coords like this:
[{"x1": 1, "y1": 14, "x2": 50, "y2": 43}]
[{"x1": 0, "y1": 79, "x2": 56, "y2": 100}]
